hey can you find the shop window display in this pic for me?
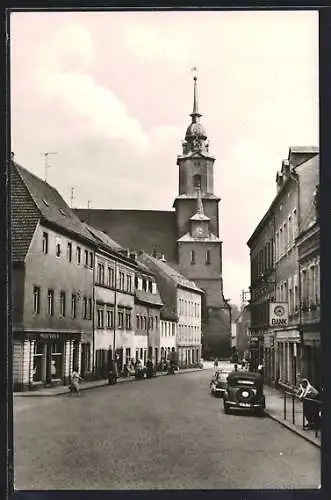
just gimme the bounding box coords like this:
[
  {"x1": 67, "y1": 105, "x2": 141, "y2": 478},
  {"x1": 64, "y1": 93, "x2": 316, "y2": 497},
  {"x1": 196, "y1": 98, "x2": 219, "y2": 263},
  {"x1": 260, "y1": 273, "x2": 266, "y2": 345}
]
[
  {"x1": 51, "y1": 342, "x2": 63, "y2": 380},
  {"x1": 33, "y1": 343, "x2": 44, "y2": 382}
]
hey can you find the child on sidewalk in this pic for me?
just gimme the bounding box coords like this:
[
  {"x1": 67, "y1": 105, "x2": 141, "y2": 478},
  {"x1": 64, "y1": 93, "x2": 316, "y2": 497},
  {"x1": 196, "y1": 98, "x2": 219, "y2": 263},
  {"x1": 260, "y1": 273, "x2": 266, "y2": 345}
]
[{"x1": 69, "y1": 368, "x2": 83, "y2": 397}]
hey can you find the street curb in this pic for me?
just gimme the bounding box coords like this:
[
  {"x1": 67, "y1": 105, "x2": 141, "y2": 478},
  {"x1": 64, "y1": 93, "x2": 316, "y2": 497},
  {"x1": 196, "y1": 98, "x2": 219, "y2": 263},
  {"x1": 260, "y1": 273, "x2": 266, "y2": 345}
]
[
  {"x1": 14, "y1": 367, "x2": 207, "y2": 397},
  {"x1": 264, "y1": 410, "x2": 321, "y2": 448}
]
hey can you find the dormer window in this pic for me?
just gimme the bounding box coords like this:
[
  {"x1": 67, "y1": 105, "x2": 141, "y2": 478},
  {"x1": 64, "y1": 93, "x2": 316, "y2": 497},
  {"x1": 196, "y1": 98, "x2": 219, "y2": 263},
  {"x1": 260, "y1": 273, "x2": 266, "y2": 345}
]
[{"x1": 59, "y1": 208, "x2": 66, "y2": 216}]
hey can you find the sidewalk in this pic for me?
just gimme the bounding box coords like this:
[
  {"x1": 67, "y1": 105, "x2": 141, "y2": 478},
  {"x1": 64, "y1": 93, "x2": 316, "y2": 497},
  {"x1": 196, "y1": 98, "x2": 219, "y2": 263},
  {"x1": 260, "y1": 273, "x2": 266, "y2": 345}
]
[
  {"x1": 264, "y1": 385, "x2": 321, "y2": 448},
  {"x1": 13, "y1": 366, "x2": 207, "y2": 398}
]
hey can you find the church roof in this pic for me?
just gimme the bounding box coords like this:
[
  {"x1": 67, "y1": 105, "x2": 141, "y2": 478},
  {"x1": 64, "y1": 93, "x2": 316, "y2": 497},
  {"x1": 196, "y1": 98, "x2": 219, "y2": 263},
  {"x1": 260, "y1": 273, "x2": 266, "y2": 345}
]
[
  {"x1": 139, "y1": 253, "x2": 204, "y2": 294},
  {"x1": 177, "y1": 232, "x2": 221, "y2": 243},
  {"x1": 74, "y1": 208, "x2": 177, "y2": 262}
]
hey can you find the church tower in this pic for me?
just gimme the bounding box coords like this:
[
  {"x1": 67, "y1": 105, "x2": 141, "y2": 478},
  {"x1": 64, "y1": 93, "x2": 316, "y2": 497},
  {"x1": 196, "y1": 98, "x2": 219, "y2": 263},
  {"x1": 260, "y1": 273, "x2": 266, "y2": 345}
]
[{"x1": 174, "y1": 73, "x2": 230, "y2": 358}]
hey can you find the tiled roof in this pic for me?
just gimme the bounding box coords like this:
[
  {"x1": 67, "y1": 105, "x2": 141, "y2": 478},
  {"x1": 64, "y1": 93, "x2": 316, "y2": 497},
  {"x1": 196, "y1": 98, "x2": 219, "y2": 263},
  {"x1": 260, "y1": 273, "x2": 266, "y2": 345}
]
[
  {"x1": 74, "y1": 209, "x2": 177, "y2": 262},
  {"x1": 85, "y1": 224, "x2": 123, "y2": 251},
  {"x1": 138, "y1": 252, "x2": 204, "y2": 294},
  {"x1": 11, "y1": 163, "x2": 40, "y2": 262},
  {"x1": 134, "y1": 289, "x2": 163, "y2": 307},
  {"x1": 14, "y1": 163, "x2": 96, "y2": 247}
]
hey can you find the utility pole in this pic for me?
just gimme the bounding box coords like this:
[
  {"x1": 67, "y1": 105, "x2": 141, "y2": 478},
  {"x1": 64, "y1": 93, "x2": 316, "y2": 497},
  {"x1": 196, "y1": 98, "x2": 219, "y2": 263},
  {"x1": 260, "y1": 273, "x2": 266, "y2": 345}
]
[
  {"x1": 87, "y1": 200, "x2": 91, "y2": 224},
  {"x1": 70, "y1": 187, "x2": 75, "y2": 208},
  {"x1": 42, "y1": 152, "x2": 57, "y2": 183}
]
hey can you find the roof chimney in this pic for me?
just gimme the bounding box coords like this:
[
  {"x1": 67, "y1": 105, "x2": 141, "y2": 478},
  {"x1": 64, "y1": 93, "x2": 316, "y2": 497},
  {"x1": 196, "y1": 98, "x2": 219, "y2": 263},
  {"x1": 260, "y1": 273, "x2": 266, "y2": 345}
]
[
  {"x1": 11, "y1": 152, "x2": 15, "y2": 162},
  {"x1": 130, "y1": 252, "x2": 137, "y2": 262},
  {"x1": 160, "y1": 254, "x2": 166, "y2": 262},
  {"x1": 152, "y1": 249, "x2": 157, "y2": 258}
]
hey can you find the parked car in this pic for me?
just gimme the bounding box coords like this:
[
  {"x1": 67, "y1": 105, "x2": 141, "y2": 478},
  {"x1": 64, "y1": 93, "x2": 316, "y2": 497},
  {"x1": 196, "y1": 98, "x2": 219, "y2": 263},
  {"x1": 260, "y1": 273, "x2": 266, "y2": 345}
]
[
  {"x1": 210, "y1": 367, "x2": 233, "y2": 397},
  {"x1": 223, "y1": 371, "x2": 265, "y2": 416}
]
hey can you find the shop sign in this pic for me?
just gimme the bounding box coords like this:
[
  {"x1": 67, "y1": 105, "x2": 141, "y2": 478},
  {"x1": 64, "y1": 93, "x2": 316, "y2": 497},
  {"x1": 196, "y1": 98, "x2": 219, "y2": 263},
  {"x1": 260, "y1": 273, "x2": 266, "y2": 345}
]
[
  {"x1": 269, "y1": 302, "x2": 288, "y2": 327},
  {"x1": 276, "y1": 330, "x2": 301, "y2": 341},
  {"x1": 264, "y1": 334, "x2": 274, "y2": 348},
  {"x1": 40, "y1": 333, "x2": 60, "y2": 340}
]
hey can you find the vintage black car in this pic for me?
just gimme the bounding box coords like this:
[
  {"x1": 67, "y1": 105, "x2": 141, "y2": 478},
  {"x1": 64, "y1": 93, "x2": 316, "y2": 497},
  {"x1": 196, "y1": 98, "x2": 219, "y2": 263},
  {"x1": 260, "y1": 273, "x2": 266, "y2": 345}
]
[{"x1": 223, "y1": 371, "x2": 265, "y2": 415}]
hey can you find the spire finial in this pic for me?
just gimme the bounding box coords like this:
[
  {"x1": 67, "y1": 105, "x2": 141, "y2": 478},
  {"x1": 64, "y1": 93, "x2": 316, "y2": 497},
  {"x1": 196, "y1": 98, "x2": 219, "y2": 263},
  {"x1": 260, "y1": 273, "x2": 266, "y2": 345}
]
[{"x1": 190, "y1": 66, "x2": 201, "y2": 121}]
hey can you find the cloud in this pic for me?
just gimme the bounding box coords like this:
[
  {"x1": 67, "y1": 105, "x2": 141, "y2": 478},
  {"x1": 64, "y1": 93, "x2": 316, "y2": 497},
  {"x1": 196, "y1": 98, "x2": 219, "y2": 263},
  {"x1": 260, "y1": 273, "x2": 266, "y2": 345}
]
[{"x1": 10, "y1": 11, "x2": 318, "y2": 306}]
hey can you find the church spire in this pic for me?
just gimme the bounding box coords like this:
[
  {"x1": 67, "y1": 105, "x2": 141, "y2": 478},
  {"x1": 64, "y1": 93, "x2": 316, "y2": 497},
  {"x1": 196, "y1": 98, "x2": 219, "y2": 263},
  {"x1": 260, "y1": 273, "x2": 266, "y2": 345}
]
[
  {"x1": 190, "y1": 71, "x2": 201, "y2": 122},
  {"x1": 181, "y1": 68, "x2": 209, "y2": 155}
]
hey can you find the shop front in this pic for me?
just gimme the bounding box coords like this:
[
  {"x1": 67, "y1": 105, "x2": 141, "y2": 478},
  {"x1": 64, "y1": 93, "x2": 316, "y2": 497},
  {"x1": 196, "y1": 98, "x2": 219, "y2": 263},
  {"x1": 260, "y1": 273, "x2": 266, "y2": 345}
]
[
  {"x1": 275, "y1": 329, "x2": 301, "y2": 388},
  {"x1": 302, "y1": 330, "x2": 320, "y2": 389},
  {"x1": 263, "y1": 332, "x2": 275, "y2": 386},
  {"x1": 13, "y1": 331, "x2": 82, "y2": 391}
]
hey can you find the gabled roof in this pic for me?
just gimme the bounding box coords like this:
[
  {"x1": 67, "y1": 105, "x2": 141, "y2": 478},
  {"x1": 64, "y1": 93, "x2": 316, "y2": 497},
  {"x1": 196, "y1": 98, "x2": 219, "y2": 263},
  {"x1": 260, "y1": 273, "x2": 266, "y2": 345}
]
[
  {"x1": 138, "y1": 252, "x2": 204, "y2": 294},
  {"x1": 85, "y1": 224, "x2": 123, "y2": 251},
  {"x1": 12, "y1": 162, "x2": 96, "y2": 262},
  {"x1": 135, "y1": 289, "x2": 163, "y2": 308}
]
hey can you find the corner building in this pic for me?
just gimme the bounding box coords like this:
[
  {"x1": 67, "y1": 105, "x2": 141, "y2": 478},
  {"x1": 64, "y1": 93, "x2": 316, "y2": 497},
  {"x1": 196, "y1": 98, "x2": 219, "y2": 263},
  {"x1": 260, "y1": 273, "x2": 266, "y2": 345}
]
[{"x1": 74, "y1": 76, "x2": 230, "y2": 359}]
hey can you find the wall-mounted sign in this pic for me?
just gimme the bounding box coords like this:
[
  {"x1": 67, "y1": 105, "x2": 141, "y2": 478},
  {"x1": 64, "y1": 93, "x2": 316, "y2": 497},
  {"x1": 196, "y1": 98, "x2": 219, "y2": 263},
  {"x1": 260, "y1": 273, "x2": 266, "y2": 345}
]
[{"x1": 269, "y1": 302, "x2": 288, "y2": 328}]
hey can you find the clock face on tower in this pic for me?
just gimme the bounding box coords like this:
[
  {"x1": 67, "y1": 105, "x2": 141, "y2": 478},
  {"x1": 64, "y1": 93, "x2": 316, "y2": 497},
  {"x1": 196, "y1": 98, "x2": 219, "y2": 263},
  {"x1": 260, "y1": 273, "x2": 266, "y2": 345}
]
[{"x1": 195, "y1": 226, "x2": 204, "y2": 237}]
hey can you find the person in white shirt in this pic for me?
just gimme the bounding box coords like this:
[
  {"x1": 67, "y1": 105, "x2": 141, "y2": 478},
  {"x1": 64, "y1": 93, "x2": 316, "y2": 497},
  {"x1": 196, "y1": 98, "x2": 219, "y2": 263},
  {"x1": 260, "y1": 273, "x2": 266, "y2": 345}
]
[{"x1": 70, "y1": 368, "x2": 83, "y2": 396}]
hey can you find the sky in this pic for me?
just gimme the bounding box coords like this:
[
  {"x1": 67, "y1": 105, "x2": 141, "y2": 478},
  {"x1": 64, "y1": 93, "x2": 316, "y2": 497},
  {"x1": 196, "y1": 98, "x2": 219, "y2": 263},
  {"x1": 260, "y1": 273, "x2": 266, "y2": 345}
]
[{"x1": 10, "y1": 10, "x2": 319, "y2": 306}]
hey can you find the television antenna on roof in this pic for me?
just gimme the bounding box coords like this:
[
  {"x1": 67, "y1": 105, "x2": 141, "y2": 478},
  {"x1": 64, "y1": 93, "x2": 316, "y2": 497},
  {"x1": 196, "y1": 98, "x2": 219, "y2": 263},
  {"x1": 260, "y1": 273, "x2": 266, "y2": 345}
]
[{"x1": 42, "y1": 152, "x2": 57, "y2": 183}]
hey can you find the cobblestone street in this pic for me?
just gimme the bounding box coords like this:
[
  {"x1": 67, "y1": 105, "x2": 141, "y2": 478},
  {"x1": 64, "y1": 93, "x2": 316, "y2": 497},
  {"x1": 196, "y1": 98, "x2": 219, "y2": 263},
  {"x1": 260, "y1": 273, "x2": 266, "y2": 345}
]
[{"x1": 14, "y1": 369, "x2": 320, "y2": 490}]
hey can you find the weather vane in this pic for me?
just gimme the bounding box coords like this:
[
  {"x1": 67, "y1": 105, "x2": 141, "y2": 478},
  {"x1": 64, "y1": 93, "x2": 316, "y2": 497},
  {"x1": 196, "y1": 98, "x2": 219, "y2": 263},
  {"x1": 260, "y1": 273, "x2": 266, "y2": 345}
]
[{"x1": 191, "y1": 66, "x2": 198, "y2": 80}]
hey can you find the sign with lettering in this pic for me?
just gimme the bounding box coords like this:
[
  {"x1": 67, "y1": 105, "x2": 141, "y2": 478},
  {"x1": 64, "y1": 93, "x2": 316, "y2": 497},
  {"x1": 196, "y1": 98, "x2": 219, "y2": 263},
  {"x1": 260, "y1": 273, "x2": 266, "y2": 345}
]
[
  {"x1": 40, "y1": 333, "x2": 60, "y2": 340},
  {"x1": 269, "y1": 302, "x2": 288, "y2": 328}
]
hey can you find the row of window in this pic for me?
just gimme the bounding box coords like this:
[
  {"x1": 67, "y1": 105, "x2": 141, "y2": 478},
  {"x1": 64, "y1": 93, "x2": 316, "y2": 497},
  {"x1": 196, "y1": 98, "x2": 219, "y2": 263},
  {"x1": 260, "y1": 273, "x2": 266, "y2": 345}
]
[
  {"x1": 96, "y1": 263, "x2": 133, "y2": 293},
  {"x1": 135, "y1": 276, "x2": 158, "y2": 294},
  {"x1": 42, "y1": 232, "x2": 94, "y2": 268},
  {"x1": 160, "y1": 321, "x2": 176, "y2": 336},
  {"x1": 178, "y1": 298, "x2": 200, "y2": 318},
  {"x1": 275, "y1": 209, "x2": 298, "y2": 262},
  {"x1": 33, "y1": 286, "x2": 93, "y2": 319},
  {"x1": 190, "y1": 249, "x2": 211, "y2": 265},
  {"x1": 96, "y1": 304, "x2": 132, "y2": 330},
  {"x1": 135, "y1": 314, "x2": 159, "y2": 332},
  {"x1": 178, "y1": 325, "x2": 201, "y2": 343},
  {"x1": 251, "y1": 237, "x2": 274, "y2": 280}
]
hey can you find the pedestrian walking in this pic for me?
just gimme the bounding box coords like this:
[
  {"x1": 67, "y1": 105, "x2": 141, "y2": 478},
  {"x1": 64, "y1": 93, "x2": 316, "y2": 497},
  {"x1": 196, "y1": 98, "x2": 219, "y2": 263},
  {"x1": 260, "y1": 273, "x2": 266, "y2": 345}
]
[
  {"x1": 69, "y1": 368, "x2": 83, "y2": 396},
  {"x1": 214, "y1": 358, "x2": 219, "y2": 369},
  {"x1": 108, "y1": 359, "x2": 118, "y2": 385},
  {"x1": 296, "y1": 378, "x2": 319, "y2": 430}
]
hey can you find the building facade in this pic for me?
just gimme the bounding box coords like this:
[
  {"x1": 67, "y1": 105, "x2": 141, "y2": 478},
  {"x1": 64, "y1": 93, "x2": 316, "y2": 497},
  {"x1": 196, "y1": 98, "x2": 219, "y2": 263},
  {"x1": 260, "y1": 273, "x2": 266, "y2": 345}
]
[
  {"x1": 247, "y1": 147, "x2": 319, "y2": 388},
  {"x1": 137, "y1": 252, "x2": 203, "y2": 368},
  {"x1": 74, "y1": 75, "x2": 230, "y2": 359},
  {"x1": 133, "y1": 261, "x2": 163, "y2": 365},
  {"x1": 85, "y1": 226, "x2": 137, "y2": 377},
  {"x1": 12, "y1": 160, "x2": 97, "y2": 391},
  {"x1": 296, "y1": 212, "x2": 320, "y2": 388}
]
